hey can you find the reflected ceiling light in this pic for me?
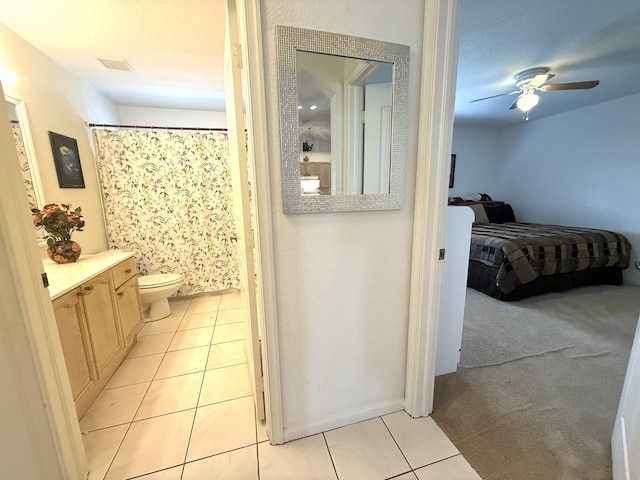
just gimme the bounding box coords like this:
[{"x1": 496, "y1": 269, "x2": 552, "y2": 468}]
[
  {"x1": 297, "y1": 105, "x2": 302, "y2": 109},
  {"x1": 0, "y1": 66, "x2": 18, "y2": 85},
  {"x1": 309, "y1": 105, "x2": 317, "y2": 110}
]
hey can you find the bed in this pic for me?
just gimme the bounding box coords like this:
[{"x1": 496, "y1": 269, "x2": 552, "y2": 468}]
[{"x1": 450, "y1": 197, "x2": 632, "y2": 301}]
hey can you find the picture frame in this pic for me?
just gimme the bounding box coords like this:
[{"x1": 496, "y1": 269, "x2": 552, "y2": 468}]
[
  {"x1": 49, "y1": 131, "x2": 85, "y2": 188},
  {"x1": 449, "y1": 153, "x2": 456, "y2": 188}
]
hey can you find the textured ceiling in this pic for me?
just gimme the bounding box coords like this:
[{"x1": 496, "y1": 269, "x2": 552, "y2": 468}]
[
  {"x1": 455, "y1": 0, "x2": 640, "y2": 127},
  {"x1": 0, "y1": 0, "x2": 227, "y2": 111},
  {"x1": 1, "y1": 0, "x2": 640, "y2": 126}
]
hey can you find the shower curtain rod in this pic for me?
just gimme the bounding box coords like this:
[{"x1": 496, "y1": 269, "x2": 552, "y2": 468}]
[{"x1": 86, "y1": 122, "x2": 228, "y2": 132}]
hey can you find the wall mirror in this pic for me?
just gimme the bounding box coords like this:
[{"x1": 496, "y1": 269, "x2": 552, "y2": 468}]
[
  {"x1": 5, "y1": 94, "x2": 44, "y2": 209},
  {"x1": 276, "y1": 25, "x2": 409, "y2": 213}
]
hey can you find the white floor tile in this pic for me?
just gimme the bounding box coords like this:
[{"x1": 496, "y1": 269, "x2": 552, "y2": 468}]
[
  {"x1": 258, "y1": 434, "x2": 337, "y2": 480},
  {"x1": 219, "y1": 293, "x2": 243, "y2": 311},
  {"x1": 212, "y1": 322, "x2": 245, "y2": 344},
  {"x1": 105, "y1": 409, "x2": 195, "y2": 480},
  {"x1": 383, "y1": 411, "x2": 459, "y2": 469},
  {"x1": 135, "y1": 466, "x2": 183, "y2": 479},
  {"x1": 189, "y1": 293, "x2": 222, "y2": 303},
  {"x1": 83, "y1": 295, "x2": 478, "y2": 480},
  {"x1": 186, "y1": 396, "x2": 256, "y2": 462},
  {"x1": 179, "y1": 312, "x2": 218, "y2": 330},
  {"x1": 168, "y1": 297, "x2": 192, "y2": 314},
  {"x1": 80, "y1": 383, "x2": 148, "y2": 432},
  {"x1": 185, "y1": 295, "x2": 221, "y2": 315},
  {"x1": 105, "y1": 354, "x2": 163, "y2": 389},
  {"x1": 215, "y1": 308, "x2": 245, "y2": 325},
  {"x1": 414, "y1": 455, "x2": 482, "y2": 480},
  {"x1": 199, "y1": 363, "x2": 253, "y2": 406},
  {"x1": 135, "y1": 372, "x2": 204, "y2": 420},
  {"x1": 392, "y1": 473, "x2": 419, "y2": 480},
  {"x1": 154, "y1": 346, "x2": 209, "y2": 379},
  {"x1": 168, "y1": 327, "x2": 214, "y2": 351},
  {"x1": 82, "y1": 424, "x2": 128, "y2": 480},
  {"x1": 128, "y1": 332, "x2": 175, "y2": 358},
  {"x1": 325, "y1": 418, "x2": 411, "y2": 480},
  {"x1": 183, "y1": 445, "x2": 258, "y2": 480},
  {"x1": 138, "y1": 316, "x2": 182, "y2": 336},
  {"x1": 207, "y1": 340, "x2": 247, "y2": 369}
]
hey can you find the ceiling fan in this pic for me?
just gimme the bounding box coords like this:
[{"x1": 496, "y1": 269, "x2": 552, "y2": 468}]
[{"x1": 471, "y1": 67, "x2": 599, "y2": 120}]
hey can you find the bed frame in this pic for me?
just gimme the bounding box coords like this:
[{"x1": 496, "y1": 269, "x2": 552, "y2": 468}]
[{"x1": 467, "y1": 262, "x2": 625, "y2": 301}]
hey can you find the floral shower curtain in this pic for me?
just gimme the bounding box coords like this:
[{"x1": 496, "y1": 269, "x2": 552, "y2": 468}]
[
  {"x1": 12, "y1": 123, "x2": 37, "y2": 206},
  {"x1": 93, "y1": 129, "x2": 239, "y2": 295}
]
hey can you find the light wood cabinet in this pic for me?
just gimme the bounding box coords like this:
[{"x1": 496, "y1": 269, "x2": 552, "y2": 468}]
[
  {"x1": 51, "y1": 256, "x2": 143, "y2": 418},
  {"x1": 52, "y1": 291, "x2": 95, "y2": 403},
  {"x1": 114, "y1": 273, "x2": 144, "y2": 347},
  {"x1": 81, "y1": 271, "x2": 122, "y2": 376}
]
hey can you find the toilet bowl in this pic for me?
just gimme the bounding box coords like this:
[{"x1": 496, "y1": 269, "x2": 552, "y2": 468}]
[{"x1": 138, "y1": 273, "x2": 183, "y2": 322}]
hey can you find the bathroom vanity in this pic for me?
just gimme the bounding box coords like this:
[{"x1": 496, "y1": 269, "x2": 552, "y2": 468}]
[{"x1": 45, "y1": 250, "x2": 144, "y2": 418}]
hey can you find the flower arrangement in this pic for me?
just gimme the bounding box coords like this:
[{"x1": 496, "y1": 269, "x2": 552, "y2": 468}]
[
  {"x1": 302, "y1": 139, "x2": 314, "y2": 152},
  {"x1": 31, "y1": 203, "x2": 85, "y2": 250}
]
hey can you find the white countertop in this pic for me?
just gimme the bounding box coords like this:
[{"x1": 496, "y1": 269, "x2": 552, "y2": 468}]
[{"x1": 44, "y1": 250, "x2": 135, "y2": 300}]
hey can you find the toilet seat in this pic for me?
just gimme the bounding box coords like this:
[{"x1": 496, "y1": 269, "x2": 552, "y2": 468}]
[{"x1": 138, "y1": 273, "x2": 182, "y2": 289}]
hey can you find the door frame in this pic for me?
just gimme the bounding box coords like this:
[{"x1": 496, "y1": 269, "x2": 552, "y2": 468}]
[
  {"x1": 235, "y1": 0, "x2": 285, "y2": 444},
  {"x1": 404, "y1": 0, "x2": 460, "y2": 417},
  {"x1": 0, "y1": 81, "x2": 88, "y2": 479}
]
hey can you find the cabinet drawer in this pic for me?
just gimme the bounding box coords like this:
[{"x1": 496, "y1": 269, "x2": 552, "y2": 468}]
[{"x1": 112, "y1": 257, "x2": 137, "y2": 287}]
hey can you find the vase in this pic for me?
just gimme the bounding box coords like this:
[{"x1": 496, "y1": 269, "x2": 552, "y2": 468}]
[{"x1": 47, "y1": 240, "x2": 82, "y2": 264}]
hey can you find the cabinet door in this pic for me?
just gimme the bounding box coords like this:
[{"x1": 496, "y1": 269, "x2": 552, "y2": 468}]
[
  {"x1": 52, "y1": 290, "x2": 94, "y2": 401},
  {"x1": 81, "y1": 271, "x2": 122, "y2": 376},
  {"x1": 319, "y1": 163, "x2": 331, "y2": 188},
  {"x1": 306, "y1": 162, "x2": 319, "y2": 176},
  {"x1": 116, "y1": 275, "x2": 144, "y2": 346}
]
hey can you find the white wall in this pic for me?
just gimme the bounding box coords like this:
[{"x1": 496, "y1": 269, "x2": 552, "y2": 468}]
[
  {"x1": 119, "y1": 105, "x2": 227, "y2": 128},
  {"x1": 450, "y1": 126, "x2": 501, "y2": 197},
  {"x1": 451, "y1": 93, "x2": 640, "y2": 285},
  {"x1": 498, "y1": 93, "x2": 640, "y2": 285},
  {"x1": 261, "y1": 0, "x2": 425, "y2": 440},
  {"x1": 0, "y1": 23, "x2": 117, "y2": 254}
]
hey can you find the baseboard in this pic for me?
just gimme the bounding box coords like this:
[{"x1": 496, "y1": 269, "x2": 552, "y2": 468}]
[{"x1": 282, "y1": 399, "x2": 405, "y2": 443}]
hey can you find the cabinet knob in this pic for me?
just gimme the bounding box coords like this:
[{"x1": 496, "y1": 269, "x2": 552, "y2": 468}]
[
  {"x1": 125, "y1": 269, "x2": 132, "y2": 274},
  {"x1": 84, "y1": 285, "x2": 93, "y2": 291},
  {"x1": 117, "y1": 292, "x2": 125, "y2": 297},
  {"x1": 77, "y1": 291, "x2": 85, "y2": 297}
]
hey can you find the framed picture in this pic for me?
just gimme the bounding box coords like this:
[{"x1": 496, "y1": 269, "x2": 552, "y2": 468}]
[
  {"x1": 49, "y1": 131, "x2": 85, "y2": 188},
  {"x1": 449, "y1": 154, "x2": 456, "y2": 188}
]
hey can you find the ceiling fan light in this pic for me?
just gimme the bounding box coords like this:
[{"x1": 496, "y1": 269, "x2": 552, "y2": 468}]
[{"x1": 516, "y1": 92, "x2": 539, "y2": 112}]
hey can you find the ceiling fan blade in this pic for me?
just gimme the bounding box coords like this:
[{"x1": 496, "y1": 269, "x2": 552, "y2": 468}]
[
  {"x1": 541, "y1": 80, "x2": 599, "y2": 91},
  {"x1": 528, "y1": 73, "x2": 554, "y2": 87},
  {"x1": 509, "y1": 97, "x2": 520, "y2": 110},
  {"x1": 470, "y1": 90, "x2": 519, "y2": 103}
]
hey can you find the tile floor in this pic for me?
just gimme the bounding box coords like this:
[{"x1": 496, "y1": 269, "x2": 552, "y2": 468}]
[{"x1": 81, "y1": 290, "x2": 482, "y2": 480}]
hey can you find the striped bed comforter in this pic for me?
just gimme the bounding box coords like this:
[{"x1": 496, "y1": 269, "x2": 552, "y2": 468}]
[{"x1": 470, "y1": 222, "x2": 631, "y2": 294}]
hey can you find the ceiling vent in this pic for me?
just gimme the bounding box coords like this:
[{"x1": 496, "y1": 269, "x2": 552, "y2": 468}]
[{"x1": 97, "y1": 57, "x2": 134, "y2": 72}]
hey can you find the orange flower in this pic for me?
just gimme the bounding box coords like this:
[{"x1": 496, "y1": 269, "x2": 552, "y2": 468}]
[{"x1": 31, "y1": 203, "x2": 85, "y2": 249}]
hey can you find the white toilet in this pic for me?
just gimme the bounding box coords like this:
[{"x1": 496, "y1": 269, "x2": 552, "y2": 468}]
[{"x1": 137, "y1": 273, "x2": 183, "y2": 322}]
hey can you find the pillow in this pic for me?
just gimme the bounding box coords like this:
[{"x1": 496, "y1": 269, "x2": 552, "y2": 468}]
[
  {"x1": 468, "y1": 203, "x2": 489, "y2": 224},
  {"x1": 484, "y1": 203, "x2": 516, "y2": 223},
  {"x1": 461, "y1": 192, "x2": 494, "y2": 202}
]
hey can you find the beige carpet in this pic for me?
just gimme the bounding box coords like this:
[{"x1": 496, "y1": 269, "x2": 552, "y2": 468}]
[{"x1": 432, "y1": 284, "x2": 640, "y2": 480}]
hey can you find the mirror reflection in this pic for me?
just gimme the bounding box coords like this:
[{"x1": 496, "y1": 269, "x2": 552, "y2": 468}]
[
  {"x1": 297, "y1": 51, "x2": 393, "y2": 196},
  {"x1": 5, "y1": 96, "x2": 44, "y2": 209},
  {"x1": 277, "y1": 25, "x2": 409, "y2": 214}
]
